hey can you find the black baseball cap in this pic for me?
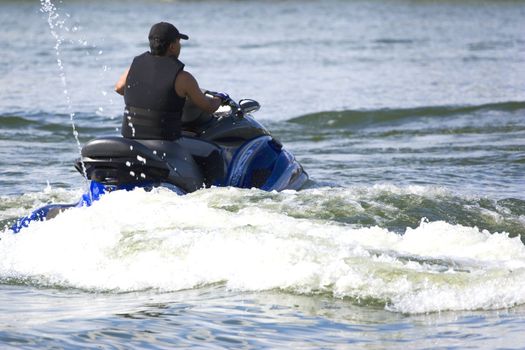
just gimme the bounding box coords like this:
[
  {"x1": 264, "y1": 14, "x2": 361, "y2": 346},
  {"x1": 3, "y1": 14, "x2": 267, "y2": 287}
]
[{"x1": 148, "y1": 22, "x2": 189, "y2": 43}]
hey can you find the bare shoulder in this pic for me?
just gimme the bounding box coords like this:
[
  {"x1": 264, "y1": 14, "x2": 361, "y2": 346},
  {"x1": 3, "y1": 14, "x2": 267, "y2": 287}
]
[
  {"x1": 175, "y1": 70, "x2": 200, "y2": 97},
  {"x1": 177, "y1": 70, "x2": 197, "y2": 85},
  {"x1": 175, "y1": 71, "x2": 219, "y2": 113}
]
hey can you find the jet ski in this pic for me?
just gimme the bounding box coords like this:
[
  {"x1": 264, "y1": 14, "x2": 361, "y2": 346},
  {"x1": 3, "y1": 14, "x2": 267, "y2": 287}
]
[{"x1": 11, "y1": 94, "x2": 308, "y2": 233}]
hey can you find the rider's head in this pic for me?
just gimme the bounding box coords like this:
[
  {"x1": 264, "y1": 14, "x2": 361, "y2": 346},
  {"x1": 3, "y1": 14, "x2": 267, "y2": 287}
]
[{"x1": 148, "y1": 22, "x2": 189, "y2": 57}]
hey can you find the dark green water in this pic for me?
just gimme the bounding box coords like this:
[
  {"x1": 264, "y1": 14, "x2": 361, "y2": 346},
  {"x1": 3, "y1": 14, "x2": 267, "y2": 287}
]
[{"x1": 0, "y1": 0, "x2": 524, "y2": 348}]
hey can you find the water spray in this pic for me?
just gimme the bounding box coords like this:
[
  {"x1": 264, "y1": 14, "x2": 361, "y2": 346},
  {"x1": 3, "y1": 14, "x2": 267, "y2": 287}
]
[{"x1": 39, "y1": 0, "x2": 88, "y2": 181}]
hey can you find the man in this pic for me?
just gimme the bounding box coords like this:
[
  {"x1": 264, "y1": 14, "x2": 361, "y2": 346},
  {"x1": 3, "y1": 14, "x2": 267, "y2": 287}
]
[{"x1": 115, "y1": 22, "x2": 222, "y2": 140}]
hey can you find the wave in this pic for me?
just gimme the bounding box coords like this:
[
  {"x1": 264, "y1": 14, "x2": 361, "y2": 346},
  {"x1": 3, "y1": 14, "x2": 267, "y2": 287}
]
[
  {"x1": 288, "y1": 101, "x2": 525, "y2": 128},
  {"x1": 0, "y1": 116, "x2": 71, "y2": 134},
  {"x1": 3, "y1": 185, "x2": 523, "y2": 241},
  {"x1": 0, "y1": 112, "x2": 117, "y2": 135},
  {"x1": 0, "y1": 115, "x2": 38, "y2": 128},
  {"x1": 1, "y1": 185, "x2": 525, "y2": 314}
]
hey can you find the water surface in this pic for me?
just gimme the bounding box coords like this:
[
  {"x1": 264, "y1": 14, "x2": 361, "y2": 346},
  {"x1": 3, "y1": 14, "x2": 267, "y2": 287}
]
[{"x1": 1, "y1": 0, "x2": 525, "y2": 348}]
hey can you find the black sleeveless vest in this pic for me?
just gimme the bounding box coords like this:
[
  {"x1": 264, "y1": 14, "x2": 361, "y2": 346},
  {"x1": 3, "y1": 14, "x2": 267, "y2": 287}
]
[{"x1": 122, "y1": 52, "x2": 186, "y2": 140}]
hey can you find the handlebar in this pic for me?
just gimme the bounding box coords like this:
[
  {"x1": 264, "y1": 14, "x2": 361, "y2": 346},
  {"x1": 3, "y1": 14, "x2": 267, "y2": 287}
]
[
  {"x1": 226, "y1": 99, "x2": 244, "y2": 118},
  {"x1": 205, "y1": 90, "x2": 244, "y2": 118}
]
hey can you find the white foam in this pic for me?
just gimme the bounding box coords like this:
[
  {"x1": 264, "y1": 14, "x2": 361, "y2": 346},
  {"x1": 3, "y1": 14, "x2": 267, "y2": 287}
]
[
  {"x1": 1, "y1": 186, "x2": 525, "y2": 314},
  {"x1": 0, "y1": 187, "x2": 82, "y2": 221}
]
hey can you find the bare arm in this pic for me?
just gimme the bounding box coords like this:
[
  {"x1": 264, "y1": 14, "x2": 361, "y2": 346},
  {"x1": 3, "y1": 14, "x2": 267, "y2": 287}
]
[
  {"x1": 114, "y1": 68, "x2": 129, "y2": 96},
  {"x1": 175, "y1": 71, "x2": 221, "y2": 114}
]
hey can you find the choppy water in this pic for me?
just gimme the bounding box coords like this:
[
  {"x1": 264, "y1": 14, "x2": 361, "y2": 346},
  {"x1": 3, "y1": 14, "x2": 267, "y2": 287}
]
[{"x1": 1, "y1": 0, "x2": 525, "y2": 348}]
